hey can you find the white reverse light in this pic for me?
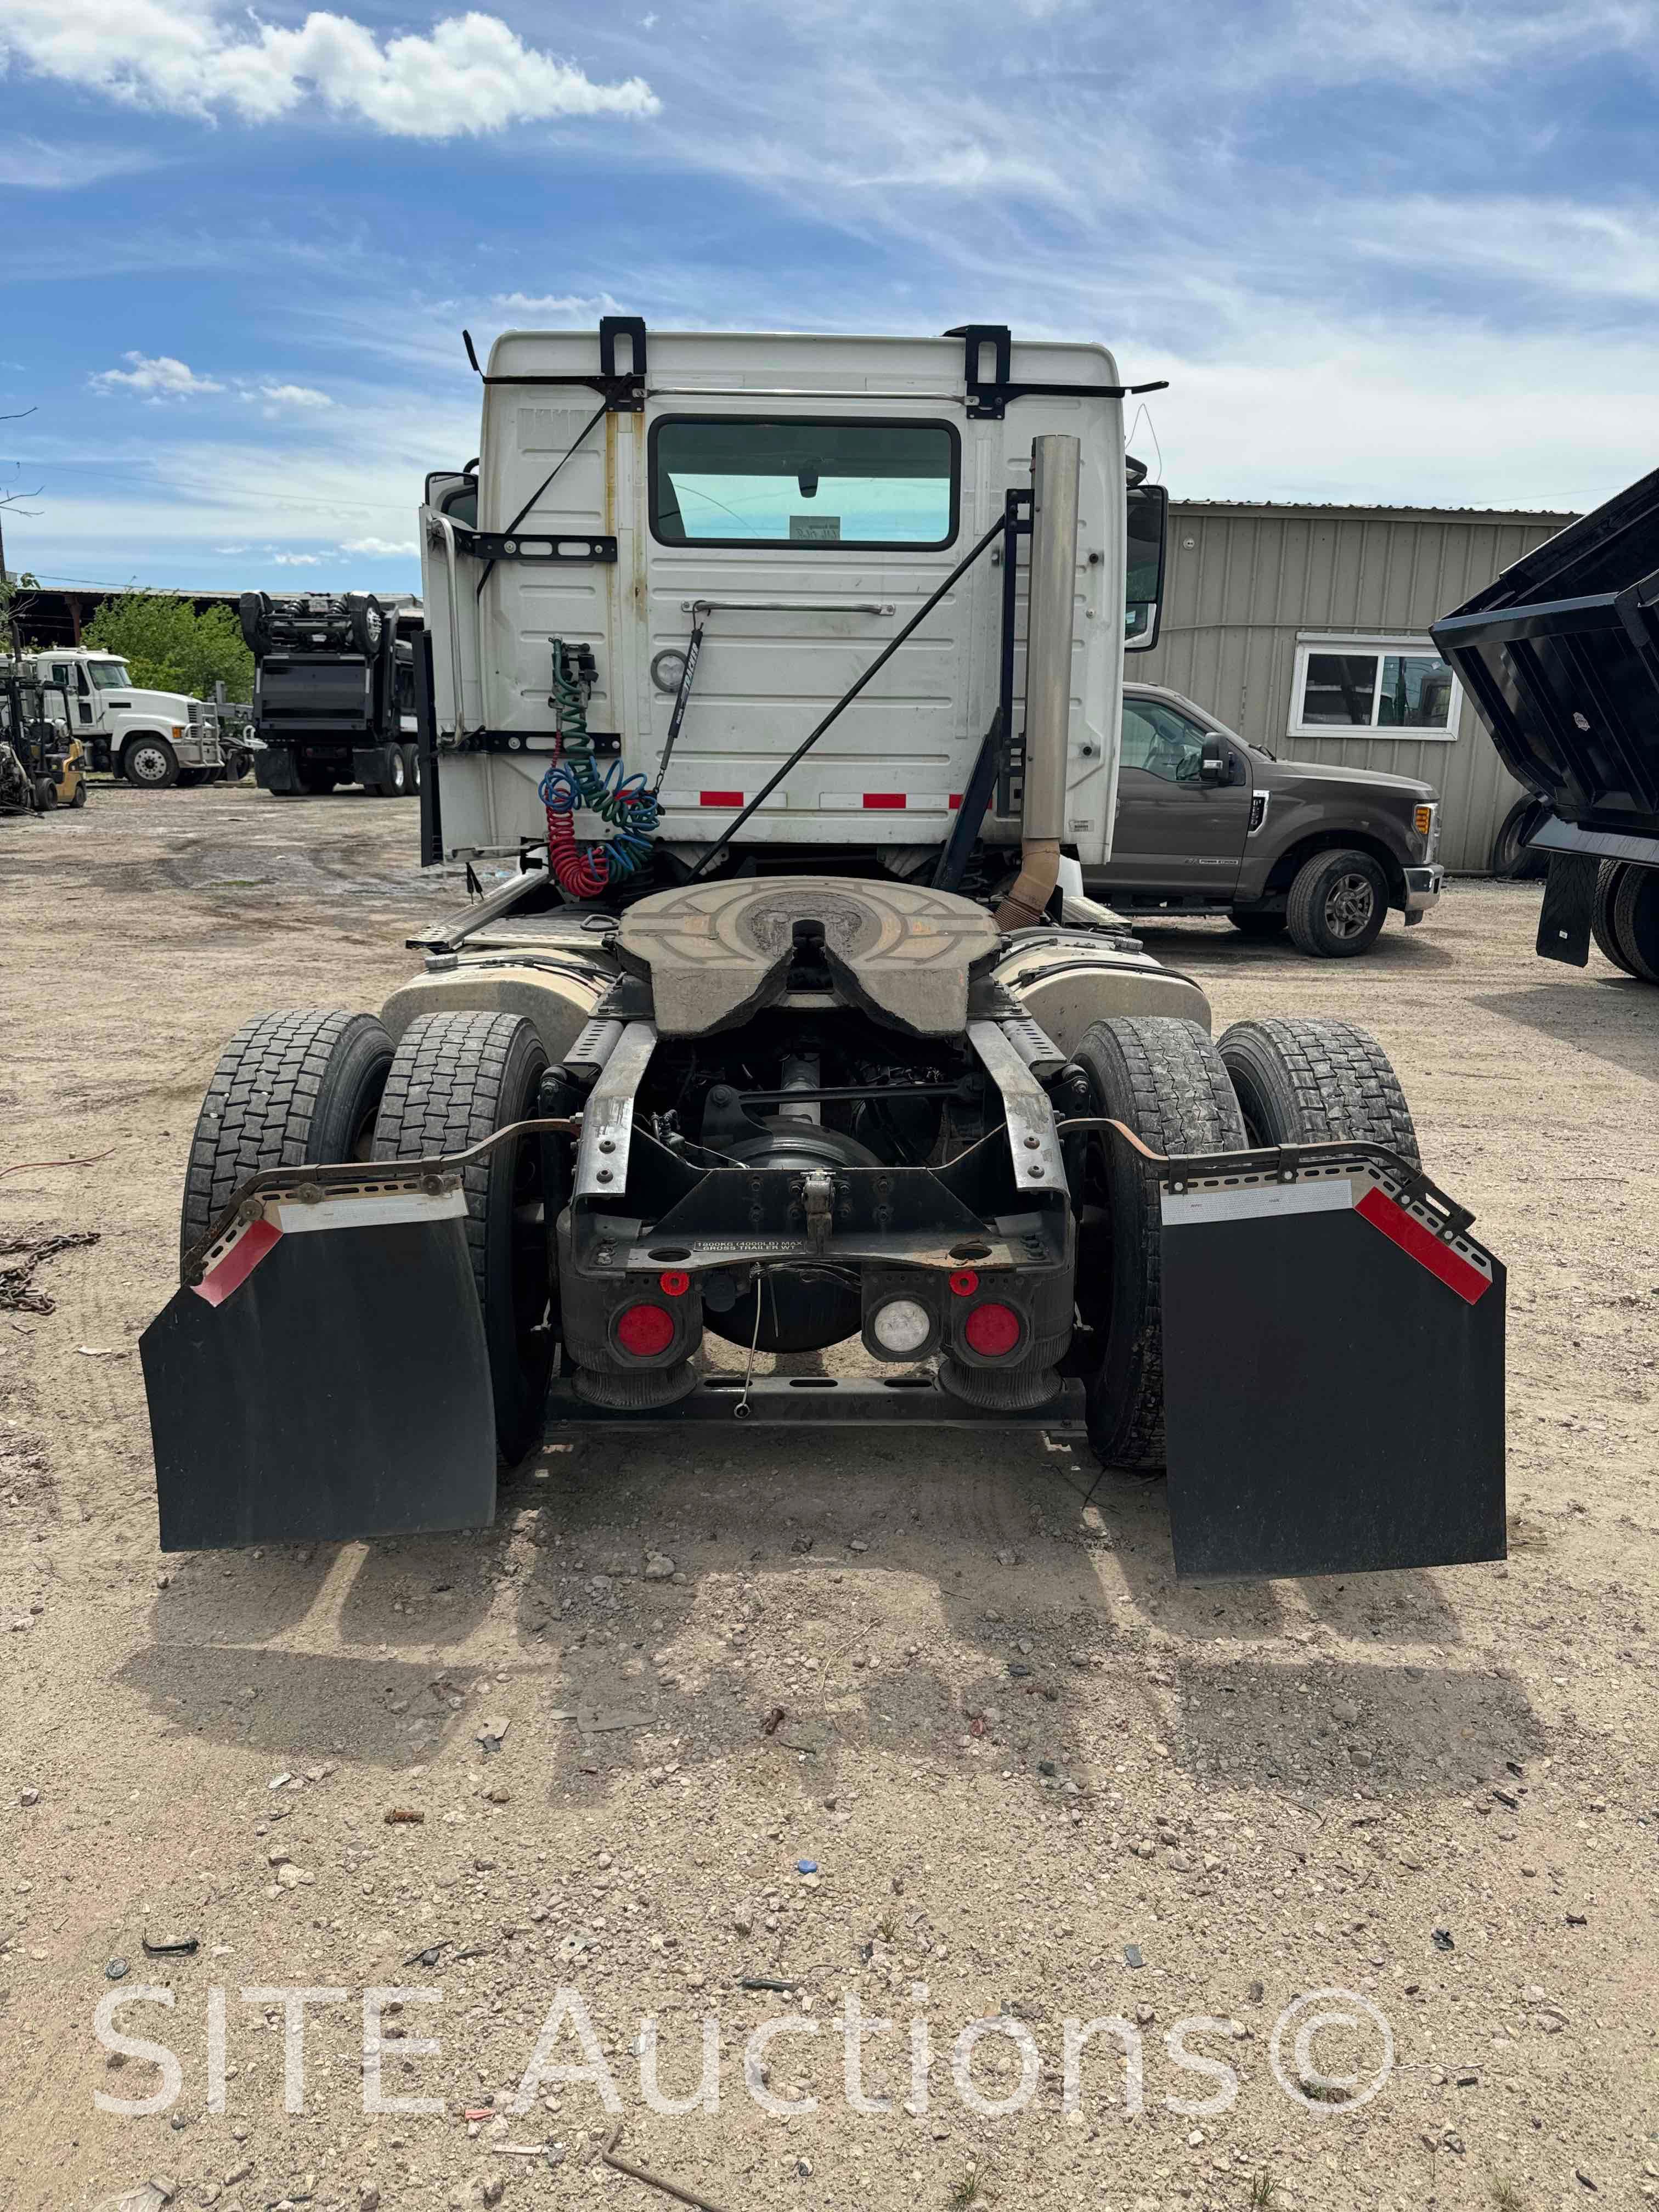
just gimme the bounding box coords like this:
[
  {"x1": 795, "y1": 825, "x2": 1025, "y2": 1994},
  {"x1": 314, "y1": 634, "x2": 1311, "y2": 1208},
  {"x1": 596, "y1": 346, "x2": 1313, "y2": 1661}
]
[{"x1": 871, "y1": 1296, "x2": 932, "y2": 1353}]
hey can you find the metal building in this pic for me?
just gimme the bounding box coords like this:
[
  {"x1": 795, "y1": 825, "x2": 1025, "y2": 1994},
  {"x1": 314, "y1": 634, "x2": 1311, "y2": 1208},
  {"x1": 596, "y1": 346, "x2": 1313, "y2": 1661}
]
[{"x1": 1133, "y1": 501, "x2": 1572, "y2": 871}]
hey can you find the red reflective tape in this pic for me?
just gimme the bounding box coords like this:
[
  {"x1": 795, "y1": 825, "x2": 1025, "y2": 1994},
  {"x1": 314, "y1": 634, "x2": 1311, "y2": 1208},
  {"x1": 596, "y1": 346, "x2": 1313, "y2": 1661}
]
[
  {"x1": 949, "y1": 793, "x2": 962, "y2": 809},
  {"x1": 1355, "y1": 1186, "x2": 1490, "y2": 1304},
  {"x1": 862, "y1": 793, "x2": 906, "y2": 809},
  {"x1": 699, "y1": 791, "x2": 743, "y2": 808},
  {"x1": 192, "y1": 1218, "x2": 281, "y2": 1308}
]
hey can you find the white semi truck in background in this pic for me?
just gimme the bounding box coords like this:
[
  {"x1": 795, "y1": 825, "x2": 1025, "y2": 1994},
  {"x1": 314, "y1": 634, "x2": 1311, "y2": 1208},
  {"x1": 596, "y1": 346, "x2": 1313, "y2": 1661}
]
[
  {"x1": 11, "y1": 645, "x2": 224, "y2": 786},
  {"x1": 140, "y1": 318, "x2": 1506, "y2": 1591}
]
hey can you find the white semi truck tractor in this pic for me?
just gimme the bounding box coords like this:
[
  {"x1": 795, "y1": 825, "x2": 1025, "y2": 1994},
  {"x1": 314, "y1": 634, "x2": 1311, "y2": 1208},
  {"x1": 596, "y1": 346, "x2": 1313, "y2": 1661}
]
[
  {"x1": 141, "y1": 319, "x2": 1506, "y2": 1582},
  {"x1": 18, "y1": 646, "x2": 223, "y2": 787}
]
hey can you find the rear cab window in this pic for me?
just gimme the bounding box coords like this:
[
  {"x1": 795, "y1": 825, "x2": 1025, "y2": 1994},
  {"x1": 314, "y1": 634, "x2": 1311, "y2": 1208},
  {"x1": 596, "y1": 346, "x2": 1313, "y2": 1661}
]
[{"x1": 649, "y1": 417, "x2": 959, "y2": 549}]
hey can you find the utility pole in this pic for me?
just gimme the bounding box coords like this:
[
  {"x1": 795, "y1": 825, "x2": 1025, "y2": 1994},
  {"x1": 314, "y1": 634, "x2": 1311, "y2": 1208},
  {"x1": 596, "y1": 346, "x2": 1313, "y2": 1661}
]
[{"x1": 0, "y1": 405, "x2": 41, "y2": 660}]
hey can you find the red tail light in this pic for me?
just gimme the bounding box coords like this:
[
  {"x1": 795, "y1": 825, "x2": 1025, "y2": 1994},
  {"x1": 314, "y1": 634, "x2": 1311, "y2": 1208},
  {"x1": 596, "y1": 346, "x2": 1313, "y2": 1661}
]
[
  {"x1": 964, "y1": 1301, "x2": 1022, "y2": 1357},
  {"x1": 615, "y1": 1303, "x2": 675, "y2": 1357}
]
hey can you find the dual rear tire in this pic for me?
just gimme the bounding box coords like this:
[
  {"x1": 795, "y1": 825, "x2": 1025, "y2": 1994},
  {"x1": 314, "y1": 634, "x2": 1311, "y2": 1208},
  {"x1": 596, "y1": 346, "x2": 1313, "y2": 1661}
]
[
  {"x1": 1069, "y1": 1012, "x2": 1417, "y2": 1470},
  {"x1": 1592, "y1": 860, "x2": 1659, "y2": 983},
  {"x1": 179, "y1": 1008, "x2": 553, "y2": 1467}
]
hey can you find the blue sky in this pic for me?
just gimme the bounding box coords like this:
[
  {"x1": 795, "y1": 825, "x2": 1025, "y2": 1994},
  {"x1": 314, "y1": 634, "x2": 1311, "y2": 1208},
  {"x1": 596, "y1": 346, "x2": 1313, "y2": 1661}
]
[{"x1": 3, "y1": 0, "x2": 1658, "y2": 596}]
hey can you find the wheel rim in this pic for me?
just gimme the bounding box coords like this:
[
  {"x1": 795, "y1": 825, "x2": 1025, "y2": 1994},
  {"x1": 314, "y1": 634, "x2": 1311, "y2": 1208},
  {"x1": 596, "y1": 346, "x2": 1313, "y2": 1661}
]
[
  {"x1": 1324, "y1": 871, "x2": 1376, "y2": 938},
  {"x1": 130, "y1": 745, "x2": 167, "y2": 783},
  {"x1": 391, "y1": 753, "x2": 405, "y2": 792}
]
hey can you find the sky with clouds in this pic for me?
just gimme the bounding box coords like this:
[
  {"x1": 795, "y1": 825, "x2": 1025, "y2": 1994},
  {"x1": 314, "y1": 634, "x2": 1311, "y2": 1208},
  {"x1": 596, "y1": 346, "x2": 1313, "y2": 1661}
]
[{"x1": 2, "y1": 0, "x2": 1657, "y2": 595}]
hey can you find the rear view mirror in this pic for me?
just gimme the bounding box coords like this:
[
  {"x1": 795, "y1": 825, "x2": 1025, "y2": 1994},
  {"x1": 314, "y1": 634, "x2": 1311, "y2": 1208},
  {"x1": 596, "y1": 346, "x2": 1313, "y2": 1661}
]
[
  {"x1": 1199, "y1": 737, "x2": 1226, "y2": 783},
  {"x1": 1125, "y1": 481, "x2": 1168, "y2": 652}
]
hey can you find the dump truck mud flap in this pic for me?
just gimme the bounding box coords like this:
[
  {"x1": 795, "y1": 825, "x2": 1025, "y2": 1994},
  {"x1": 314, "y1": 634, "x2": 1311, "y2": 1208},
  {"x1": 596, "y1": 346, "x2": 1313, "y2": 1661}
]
[
  {"x1": 141, "y1": 1184, "x2": 496, "y2": 1550},
  {"x1": 1157, "y1": 1156, "x2": 1505, "y2": 1579}
]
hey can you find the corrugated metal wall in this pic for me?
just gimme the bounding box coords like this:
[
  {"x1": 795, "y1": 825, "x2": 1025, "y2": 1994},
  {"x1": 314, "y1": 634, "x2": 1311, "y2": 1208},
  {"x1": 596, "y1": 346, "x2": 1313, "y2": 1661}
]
[{"x1": 1132, "y1": 503, "x2": 1572, "y2": 871}]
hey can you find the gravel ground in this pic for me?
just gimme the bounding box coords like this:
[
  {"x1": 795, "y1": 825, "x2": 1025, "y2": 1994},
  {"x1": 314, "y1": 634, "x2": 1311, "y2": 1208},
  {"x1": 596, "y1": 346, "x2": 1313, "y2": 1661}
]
[{"x1": 2, "y1": 781, "x2": 1657, "y2": 2212}]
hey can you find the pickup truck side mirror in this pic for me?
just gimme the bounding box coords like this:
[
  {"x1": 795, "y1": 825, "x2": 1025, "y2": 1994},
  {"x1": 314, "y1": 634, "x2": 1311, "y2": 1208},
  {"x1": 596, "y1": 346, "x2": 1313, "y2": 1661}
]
[{"x1": 1199, "y1": 736, "x2": 1227, "y2": 783}]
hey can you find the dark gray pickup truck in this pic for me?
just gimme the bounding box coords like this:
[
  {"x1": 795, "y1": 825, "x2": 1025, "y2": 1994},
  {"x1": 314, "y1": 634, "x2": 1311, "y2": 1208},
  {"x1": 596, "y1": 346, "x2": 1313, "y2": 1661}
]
[{"x1": 1085, "y1": 681, "x2": 1445, "y2": 957}]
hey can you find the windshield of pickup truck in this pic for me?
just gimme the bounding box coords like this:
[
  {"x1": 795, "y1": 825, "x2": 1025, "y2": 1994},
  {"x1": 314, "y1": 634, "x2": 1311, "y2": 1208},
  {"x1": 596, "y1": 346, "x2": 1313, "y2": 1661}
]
[{"x1": 87, "y1": 660, "x2": 133, "y2": 690}]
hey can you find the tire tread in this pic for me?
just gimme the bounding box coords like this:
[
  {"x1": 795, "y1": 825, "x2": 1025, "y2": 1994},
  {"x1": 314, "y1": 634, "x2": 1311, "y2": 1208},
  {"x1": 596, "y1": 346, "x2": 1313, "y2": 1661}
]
[
  {"x1": 1218, "y1": 1015, "x2": 1419, "y2": 1164},
  {"x1": 1072, "y1": 1015, "x2": 1246, "y2": 1470},
  {"x1": 180, "y1": 1009, "x2": 391, "y2": 1261}
]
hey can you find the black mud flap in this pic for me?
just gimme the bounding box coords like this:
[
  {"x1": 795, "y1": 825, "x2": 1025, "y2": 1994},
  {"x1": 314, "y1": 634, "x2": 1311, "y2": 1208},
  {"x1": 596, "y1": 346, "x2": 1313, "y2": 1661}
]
[
  {"x1": 140, "y1": 1189, "x2": 497, "y2": 1550},
  {"x1": 1536, "y1": 852, "x2": 1598, "y2": 966},
  {"x1": 1159, "y1": 1164, "x2": 1505, "y2": 1579}
]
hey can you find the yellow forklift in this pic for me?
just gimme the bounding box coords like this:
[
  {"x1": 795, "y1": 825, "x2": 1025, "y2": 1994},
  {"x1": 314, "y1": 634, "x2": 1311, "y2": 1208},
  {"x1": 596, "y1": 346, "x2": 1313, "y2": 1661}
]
[{"x1": 0, "y1": 664, "x2": 87, "y2": 813}]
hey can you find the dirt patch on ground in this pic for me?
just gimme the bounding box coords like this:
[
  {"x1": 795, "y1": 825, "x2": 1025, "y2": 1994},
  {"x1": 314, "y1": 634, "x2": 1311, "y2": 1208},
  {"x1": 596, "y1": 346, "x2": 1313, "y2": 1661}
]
[{"x1": 2, "y1": 783, "x2": 1657, "y2": 2212}]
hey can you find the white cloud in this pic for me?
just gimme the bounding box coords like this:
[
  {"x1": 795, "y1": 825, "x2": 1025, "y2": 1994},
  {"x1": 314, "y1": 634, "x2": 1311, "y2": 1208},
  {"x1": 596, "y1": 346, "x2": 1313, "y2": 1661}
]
[
  {"x1": 272, "y1": 551, "x2": 326, "y2": 566},
  {"x1": 341, "y1": 535, "x2": 417, "y2": 555},
  {"x1": 0, "y1": 4, "x2": 660, "y2": 138},
  {"x1": 0, "y1": 136, "x2": 159, "y2": 188},
  {"x1": 256, "y1": 381, "x2": 334, "y2": 409},
  {"x1": 91, "y1": 352, "x2": 223, "y2": 398},
  {"x1": 492, "y1": 291, "x2": 624, "y2": 318}
]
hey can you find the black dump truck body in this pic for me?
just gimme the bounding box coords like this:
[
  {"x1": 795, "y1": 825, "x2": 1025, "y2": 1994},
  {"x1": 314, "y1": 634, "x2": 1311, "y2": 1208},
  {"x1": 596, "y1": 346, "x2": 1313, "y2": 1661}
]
[
  {"x1": 242, "y1": 590, "x2": 424, "y2": 800},
  {"x1": 1433, "y1": 466, "x2": 1659, "y2": 981}
]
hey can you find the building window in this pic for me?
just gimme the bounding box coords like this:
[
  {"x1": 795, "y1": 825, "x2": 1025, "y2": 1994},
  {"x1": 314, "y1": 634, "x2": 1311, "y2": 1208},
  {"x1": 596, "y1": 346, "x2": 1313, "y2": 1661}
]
[
  {"x1": 649, "y1": 416, "x2": 958, "y2": 550},
  {"x1": 1290, "y1": 637, "x2": 1462, "y2": 741}
]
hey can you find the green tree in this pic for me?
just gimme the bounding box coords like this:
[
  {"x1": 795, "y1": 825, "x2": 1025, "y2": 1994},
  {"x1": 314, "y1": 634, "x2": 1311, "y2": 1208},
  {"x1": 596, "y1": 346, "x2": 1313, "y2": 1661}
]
[{"x1": 82, "y1": 594, "x2": 253, "y2": 701}]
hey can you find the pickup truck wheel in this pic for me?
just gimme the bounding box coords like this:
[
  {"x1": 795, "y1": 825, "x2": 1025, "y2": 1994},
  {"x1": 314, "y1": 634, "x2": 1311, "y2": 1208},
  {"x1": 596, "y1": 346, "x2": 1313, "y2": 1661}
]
[
  {"x1": 1068, "y1": 1015, "x2": 1246, "y2": 1472},
  {"x1": 1610, "y1": 864, "x2": 1659, "y2": 983},
  {"x1": 1218, "y1": 1016, "x2": 1420, "y2": 1166},
  {"x1": 373, "y1": 1013, "x2": 552, "y2": 1465},
  {"x1": 1286, "y1": 848, "x2": 1388, "y2": 957},
  {"x1": 179, "y1": 1009, "x2": 394, "y2": 1267},
  {"x1": 1229, "y1": 910, "x2": 1285, "y2": 938},
  {"x1": 123, "y1": 735, "x2": 179, "y2": 789}
]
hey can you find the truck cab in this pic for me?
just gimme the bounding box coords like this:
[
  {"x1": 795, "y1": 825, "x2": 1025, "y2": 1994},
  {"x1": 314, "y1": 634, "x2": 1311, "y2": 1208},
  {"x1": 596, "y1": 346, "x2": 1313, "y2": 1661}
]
[{"x1": 27, "y1": 647, "x2": 222, "y2": 787}]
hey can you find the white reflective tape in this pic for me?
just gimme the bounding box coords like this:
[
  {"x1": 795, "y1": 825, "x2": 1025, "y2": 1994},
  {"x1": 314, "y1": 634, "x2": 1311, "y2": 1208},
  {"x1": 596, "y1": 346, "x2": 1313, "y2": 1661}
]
[
  {"x1": 271, "y1": 1187, "x2": 468, "y2": 1235},
  {"x1": 1161, "y1": 1176, "x2": 1360, "y2": 1227}
]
